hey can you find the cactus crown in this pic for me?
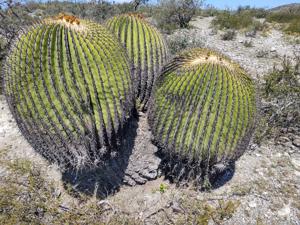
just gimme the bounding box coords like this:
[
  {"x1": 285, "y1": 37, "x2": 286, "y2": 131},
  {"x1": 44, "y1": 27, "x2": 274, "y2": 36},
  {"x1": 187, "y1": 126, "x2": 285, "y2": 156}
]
[
  {"x1": 106, "y1": 14, "x2": 168, "y2": 109},
  {"x1": 148, "y1": 48, "x2": 256, "y2": 181},
  {"x1": 4, "y1": 16, "x2": 134, "y2": 168},
  {"x1": 56, "y1": 13, "x2": 81, "y2": 25}
]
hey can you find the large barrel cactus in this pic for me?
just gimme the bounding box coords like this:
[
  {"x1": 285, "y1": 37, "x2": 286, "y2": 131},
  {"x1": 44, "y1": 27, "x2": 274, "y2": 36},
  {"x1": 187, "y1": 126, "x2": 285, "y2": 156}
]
[
  {"x1": 106, "y1": 14, "x2": 168, "y2": 109},
  {"x1": 4, "y1": 14, "x2": 134, "y2": 169},
  {"x1": 148, "y1": 48, "x2": 256, "y2": 184}
]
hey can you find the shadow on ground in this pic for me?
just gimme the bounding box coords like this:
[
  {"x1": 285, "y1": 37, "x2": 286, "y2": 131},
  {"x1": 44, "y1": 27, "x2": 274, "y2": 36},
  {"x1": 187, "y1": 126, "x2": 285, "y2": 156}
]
[{"x1": 62, "y1": 115, "x2": 138, "y2": 198}]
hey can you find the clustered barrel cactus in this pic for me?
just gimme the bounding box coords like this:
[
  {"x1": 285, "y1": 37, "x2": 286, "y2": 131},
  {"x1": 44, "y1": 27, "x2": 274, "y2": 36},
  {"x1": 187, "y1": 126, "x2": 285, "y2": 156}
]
[
  {"x1": 4, "y1": 13, "x2": 256, "y2": 187},
  {"x1": 4, "y1": 14, "x2": 134, "y2": 168},
  {"x1": 106, "y1": 14, "x2": 168, "y2": 109},
  {"x1": 148, "y1": 48, "x2": 256, "y2": 183}
]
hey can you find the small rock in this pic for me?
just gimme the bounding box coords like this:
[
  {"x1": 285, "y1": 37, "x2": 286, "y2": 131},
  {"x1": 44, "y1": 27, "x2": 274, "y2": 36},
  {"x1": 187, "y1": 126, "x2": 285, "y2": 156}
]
[
  {"x1": 245, "y1": 30, "x2": 256, "y2": 37},
  {"x1": 287, "y1": 127, "x2": 298, "y2": 134},
  {"x1": 290, "y1": 157, "x2": 300, "y2": 171},
  {"x1": 98, "y1": 200, "x2": 112, "y2": 210},
  {"x1": 270, "y1": 47, "x2": 276, "y2": 52},
  {"x1": 249, "y1": 200, "x2": 257, "y2": 208},
  {"x1": 277, "y1": 136, "x2": 290, "y2": 143},
  {"x1": 277, "y1": 205, "x2": 290, "y2": 217},
  {"x1": 292, "y1": 138, "x2": 300, "y2": 148},
  {"x1": 171, "y1": 201, "x2": 184, "y2": 213}
]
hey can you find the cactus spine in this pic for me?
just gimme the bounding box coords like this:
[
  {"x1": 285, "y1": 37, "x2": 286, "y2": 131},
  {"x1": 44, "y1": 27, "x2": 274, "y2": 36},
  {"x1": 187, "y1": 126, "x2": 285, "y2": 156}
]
[
  {"x1": 148, "y1": 48, "x2": 256, "y2": 183},
  {"x1": 106, "y1": 14, "x2": 168, "y2": 109},
  {"x1": 4, "y1": 15, "x2": 134, "y2": 168}
]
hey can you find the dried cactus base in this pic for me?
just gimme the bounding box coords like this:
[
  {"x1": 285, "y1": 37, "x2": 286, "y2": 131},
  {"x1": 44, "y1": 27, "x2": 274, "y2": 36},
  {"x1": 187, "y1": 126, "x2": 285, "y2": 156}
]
[{"x1": 157, "y1": 151, "x2": 236, "y2": 189}]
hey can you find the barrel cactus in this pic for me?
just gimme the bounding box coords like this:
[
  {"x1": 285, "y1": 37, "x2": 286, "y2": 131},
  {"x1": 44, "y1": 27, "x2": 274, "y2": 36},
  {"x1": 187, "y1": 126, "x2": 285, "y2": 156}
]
[
  {"x1": 148, "y1": 48, "x2": 256, "y2": 184},
  {"x1": 106, "y1": 14, "x2": 168, "y2": 109},
  {"x1": 4, "y1": 14, "x2": 134, "y2": 169}
]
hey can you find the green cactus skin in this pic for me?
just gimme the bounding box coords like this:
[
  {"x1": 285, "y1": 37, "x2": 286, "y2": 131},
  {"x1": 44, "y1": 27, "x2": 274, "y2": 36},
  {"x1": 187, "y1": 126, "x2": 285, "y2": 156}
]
[
  {"x1": 4, "y1": 16, "x2": 134, "y2": 169},
  {"x1": 148, "y1": 48, "x2": 256, "y2": 184},
  {"x1": 106, "y1": 14, "x2": 168, "y2": 109}
]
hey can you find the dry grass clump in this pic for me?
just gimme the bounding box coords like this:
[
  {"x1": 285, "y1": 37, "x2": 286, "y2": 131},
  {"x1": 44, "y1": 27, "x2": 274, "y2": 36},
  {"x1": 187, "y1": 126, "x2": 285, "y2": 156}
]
[
  {"x1": 0, "y1": 149, "x2": 141, "y2": 224},
  {"x1": 254, "y1": 56, "x2": 300, "y2": 144}
]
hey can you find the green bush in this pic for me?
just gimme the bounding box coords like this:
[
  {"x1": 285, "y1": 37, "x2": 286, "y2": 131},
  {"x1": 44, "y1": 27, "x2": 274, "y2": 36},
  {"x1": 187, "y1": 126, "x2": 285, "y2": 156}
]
[
  {"x1": 212, "y1": 11, "x2": 253, "y2": 30},
  {"x1": 4, "y1": 15, "x2": 134, "y2": 169},
  {"x1": 266, "y1": 12, "x2": 300, "y2": 24},
  {"x1": 167, "y1": 29, "x2": 205, "y2": 55},
  {"x1": 212, "y1": 9, "x2": 267, "y2": 32},
  {"x1": 236, "y1": 6, "x2": 268, "y2": 18},
  {"x1": 266, "y1": 11, "x2": 300, "y2": 34},
  {"x1": 148, "y1": 48, "x2": 256, "y2": 184},
  {"x1": 285, "y1": 19, "x2": 300, "y2": 34},
  {"x1": 154, "y1": 0, "x2": 203, "y2": 33}
]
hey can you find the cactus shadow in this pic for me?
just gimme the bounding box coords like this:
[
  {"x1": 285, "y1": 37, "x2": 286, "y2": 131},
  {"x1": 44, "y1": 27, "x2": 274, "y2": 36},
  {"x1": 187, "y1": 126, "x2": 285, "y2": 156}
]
[
  {"x1": 61, "y1": 115, "x2": 138, "y2": 199},
  {"x1": 210, "y1": 163, "x2": 236, "y2": 189}
]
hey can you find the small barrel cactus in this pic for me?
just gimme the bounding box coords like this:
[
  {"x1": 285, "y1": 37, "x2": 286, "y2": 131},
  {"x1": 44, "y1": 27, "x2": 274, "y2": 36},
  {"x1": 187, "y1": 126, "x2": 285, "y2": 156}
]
[
  {"x1": 106, "y1": 14, "x2": 168, "y2": 109},
  {"x1": 148, "y1": 48, "x2": 256, "y2": 184},
  {"x1": 4, "y1": 14, "x2": 134, "y2": 168}
]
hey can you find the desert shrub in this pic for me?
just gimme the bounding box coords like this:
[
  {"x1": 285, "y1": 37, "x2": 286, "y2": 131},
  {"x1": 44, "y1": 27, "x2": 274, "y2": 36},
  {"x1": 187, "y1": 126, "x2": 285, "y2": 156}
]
[
  {"x1": 266, "y1": 11, "x2": 300, "y2": 34},
  {"x1": 167, "y1": 29, "x2": 206, "y2": 55},
  {"x1": 236, "y1": 6, "x2": 268, "y2": 18},
  {"x1": 221, "y1": 29, "x2": 236, "y2": 40},
  {"x1": 255, "y1": 56, "x2": 300, "y2": 144},
  {"x1": 243, "y1": 40, "x2": 253, "y2": 47},
  {"x1": 176, "y1": 197, "x2": 240, "y2": 224},
  {"x1": 285, "y1": 19, "x2": 300, "y2": 34},
  {"x1": 212, "y1": 11, "x2": 253, "y2": 30},
  {"x1": 250, "y1": 8, "x2": 268, "y2": 18},
  {"x1": 212, "y1": 9, "x2": 266, "y2": 32},
  {"x1": 199, "y1": 4, "x2": 220, "y2": 17},
  {"x1": 148, "y1": 48, "x2": 256, "y2": 185},
  {"x1": 154, "y1": 0, "x2": 203, "y2": 33},
  {"x1": 266, "y1": 11, "x2": 300, "y2": 24}
]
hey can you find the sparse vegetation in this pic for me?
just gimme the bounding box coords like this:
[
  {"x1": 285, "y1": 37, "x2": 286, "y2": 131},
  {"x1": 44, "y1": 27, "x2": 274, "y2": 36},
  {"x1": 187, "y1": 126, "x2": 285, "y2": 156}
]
[
  {"x1": 154, "y1": 0, "x2": 203, "y2": 33},
  {"x1": 176, "y1": 198, "x2": 240, "y2": 225},
  {"x1": 0, "y1": 150, "x2": 141, "y2": 224},
  {"x1": 221, "y1": 29, "x2": 237, "y2": 40},
  {"x1": 243, "y1": 40, "x2": 253, "y2": 47},
  {"x1": 266, "y1": 9, "x2": 300, "y2": 34},
  {"x1": 167, "y1": 29, "x2": 205, "y2": 55},
  {"x1": 212, "y1": 10, "x2": 265, "y2": 31},
  {"x1": 254, "y1": 56, "x2": 300, "y2": 144}
]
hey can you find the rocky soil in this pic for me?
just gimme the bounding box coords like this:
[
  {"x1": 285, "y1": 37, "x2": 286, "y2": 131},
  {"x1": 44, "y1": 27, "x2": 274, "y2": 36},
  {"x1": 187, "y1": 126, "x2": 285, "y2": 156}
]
[{"x1": 0, "y1": 16, "x2": 299, "y2": 224}]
